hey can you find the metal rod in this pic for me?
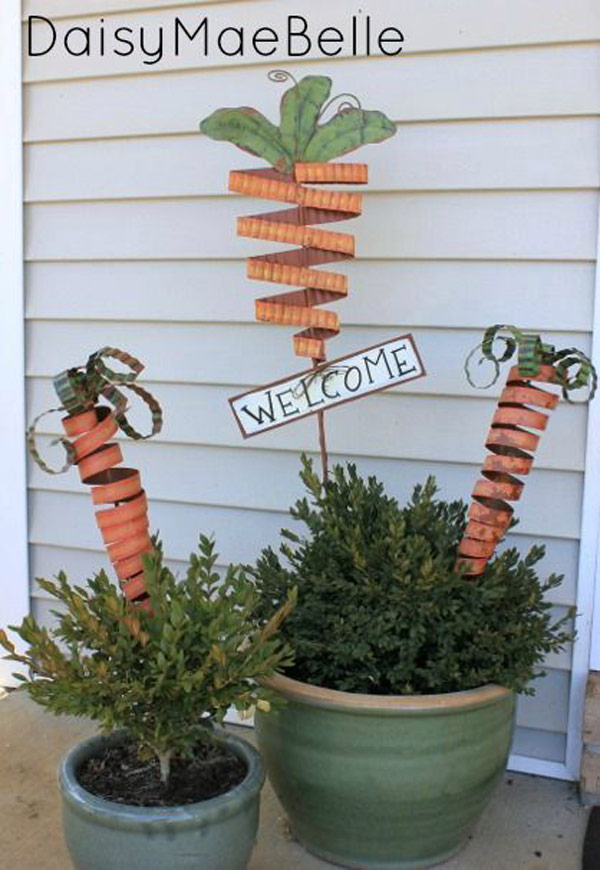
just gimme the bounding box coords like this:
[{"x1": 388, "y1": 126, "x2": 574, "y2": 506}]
[{"x1": 312, "y1": 358, "x2": 329, "y2": 484}]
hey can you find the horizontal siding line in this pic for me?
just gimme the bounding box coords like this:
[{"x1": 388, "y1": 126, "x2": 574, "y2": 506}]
[
  {"x1": 24, "y1": 255, "x2": 599, "y2": 266},
  {"x1": 22, "y1": 0, "x2": 257, "y2": 24},
  {"x1": 23, "y1": 37, "x2": 600, "y2": 87},
  {"x1": 24, "y1": 440, "x2": 587, "y2": 477},
  {"x1": 23, "y1": 46, "x2": 370, "y2": 88},
  {"x1": 27, "y1": 535, "x2": 581, "y2": 571},
  {"x1": 26, "y1": 543, "x2": 229, "y2": 559},
  {"x1": 29, "y1": 543, "x2": 187, "y2": 567},
  {"x1": 23, "y1": 318, "x2": 592, "y2": 337},
  {"x1": 24, "y1": 187, "x2": 600, "y2": 206},
  {"x1": 25, "y1": 583, "x2": 577, "y2": 626},
  {"x1": 29, "y1": 484, "x2": 298, "y2": 516},
  {"x1": 25, "y1": 376, "x2": 592, "y2": 407},
  {"x1": 26, "y1": 538, "x2": 580, "y2": 594},
  {"x1": 23, "y1": 255, "x2": 599, "y2": 266},
  {"x1": 27, "y1": 483, "x2": 583, "y2": 538},
  {"x1": 19, "y1": 0, "x2": 593, "y2": 30},
  {"x1": 24, "y1": 186, "x2": 600, "y2": 206},
  {"x1": 26, "y1": 428, "x2": 587, "y2": 475},
  {"x1": 23, "y1": 114, "x2": 600, "y2": 146}
]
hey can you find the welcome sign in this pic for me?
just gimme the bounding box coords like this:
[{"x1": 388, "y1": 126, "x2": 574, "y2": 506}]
[{"x1": 230, "y1": 334, "x2": 425, "y2": 438}]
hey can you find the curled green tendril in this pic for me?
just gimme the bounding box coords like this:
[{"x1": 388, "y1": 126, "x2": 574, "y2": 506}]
[
  {"x1": 465, "y1": 324, "x2": 597, "y2": 402},
  {"x1": 27, "y1": 346, "x2": 163, "y2": 475}
]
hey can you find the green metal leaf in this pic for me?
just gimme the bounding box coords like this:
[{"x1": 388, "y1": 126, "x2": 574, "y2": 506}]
[
  {"x1": 303, "y1": 109, "x2": 397, "y2": 163},
  {"x1": 279, "y1": 75, "x2": 332, "y2": 160},
  {"x1": 200, "y1": 107, "x2": 293, "y2": 173}
]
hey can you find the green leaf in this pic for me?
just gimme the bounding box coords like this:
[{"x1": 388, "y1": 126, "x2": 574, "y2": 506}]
[
  {"x1": 200, "y1": 107, "x2": 293, "y2": 173},
  {"x1": 279, "y1": 75, "x2": 332, "y2": 161},
  {"x1": 303, "y1": 109, "x2": 396, "y2": 163},
  {"x1": 171, "y1": 600, "x2": 185, "y2": 628},
  {"x1": 0, "y1": 629, "x2": 15, "y2": 654}
]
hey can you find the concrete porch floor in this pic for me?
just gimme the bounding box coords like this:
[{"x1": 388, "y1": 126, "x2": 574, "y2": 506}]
[{"x1": 0, "y1": 692, "x2": 588, "y2": 870}]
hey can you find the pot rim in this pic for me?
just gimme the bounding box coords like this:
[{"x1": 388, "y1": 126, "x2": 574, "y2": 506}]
[
  {"x1": 59, "y1": 728, "x2": 264, "y2": 830},
  {"x1": 262, "y1": 673, "x2": 513, "y2": 714}
]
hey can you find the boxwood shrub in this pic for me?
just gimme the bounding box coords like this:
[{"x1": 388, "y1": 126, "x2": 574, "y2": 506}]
[{"x1": 250, "y1": 456, "x2": 573, "y2": 695}]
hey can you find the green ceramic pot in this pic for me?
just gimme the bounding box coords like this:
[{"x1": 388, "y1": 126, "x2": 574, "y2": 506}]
[
  {"x1": 59, "y1": 730, "x2": 264, "y2": 870},
  {"x1": 256, "y1": 674, "x2": 516, "y2": 870}
]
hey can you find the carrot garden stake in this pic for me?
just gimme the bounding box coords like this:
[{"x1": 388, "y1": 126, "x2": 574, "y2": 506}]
[
  {"x1": 201, "y1": 71, "x2": 396, "y2": 480},
  {"x1": 27, "y1": 348, "x2": 162, "y2": 605},
  {"x1": 457, "y1": 325, "x2": 597, "y2": 576}
]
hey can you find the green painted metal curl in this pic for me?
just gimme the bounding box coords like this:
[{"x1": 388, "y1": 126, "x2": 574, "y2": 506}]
[
  {"x1": 465, "y1": 324, "x2": 597, "y2": 402},
  {"x1": 27, "y1": 347, "x2": 163, "y2": 475},
  {"x1": 200, "y1": 71, "x2": 396, "y2": 171}
]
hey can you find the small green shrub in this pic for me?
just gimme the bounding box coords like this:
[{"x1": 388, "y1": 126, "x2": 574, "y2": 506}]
[
  {"x1": 250, "y1": 457, "x2": 573, "y2": 696},
  {"x1": 0, "y1": 537, "x2": 294, "y2": 784}
]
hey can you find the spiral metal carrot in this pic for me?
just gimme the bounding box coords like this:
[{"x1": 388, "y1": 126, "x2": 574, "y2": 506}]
[
  {"x1": 27, "y1": 347, "x2": 162, "y2": 605},
  {"x1": 230, "y1": 162, "x2": 367, "y2": 361},
  {"x1": 456, "y1": 364, "x2": 560, "y2": 576},
  {"x1": 457, "y1": 325, "x2": 596, "y2": 576}
]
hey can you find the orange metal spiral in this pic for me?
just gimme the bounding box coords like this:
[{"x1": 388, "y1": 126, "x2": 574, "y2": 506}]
[
  {"x1": 229, "y1": 162, "x2": 367, "y2": 361},
  {"x1": 456, "y1": 364, "x2": 561, "y2": 576},
  {"x1": 62, "y1": 406, "x2": 153, "y2": 606}
]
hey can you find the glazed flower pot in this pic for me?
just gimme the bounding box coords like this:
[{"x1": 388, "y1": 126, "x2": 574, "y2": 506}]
[
  {"x1": 256, "y1": 674, "x2": 515, "y2": 870},
  {"x1": 59, "y1": 730, "x2": 265, "y2": 870}
]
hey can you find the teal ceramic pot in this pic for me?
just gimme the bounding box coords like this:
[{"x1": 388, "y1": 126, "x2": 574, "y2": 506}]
[
  {"x1": 256, "y1": 674, "x2": 516, "y2": 870},
  {"x1": 59, "y1": 730, "x2": 264, "y2": 870}
]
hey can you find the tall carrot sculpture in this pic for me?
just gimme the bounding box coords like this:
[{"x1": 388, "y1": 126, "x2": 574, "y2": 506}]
[
  {"x1": 27, "y1": 347, "x2": 162, "y2": 605},
  {"x1": 457, "y1": 325, "x2": 597, "y2": 576},
  {"x1": 201, "y1": 71, "x2": 396, "y2": 479}
]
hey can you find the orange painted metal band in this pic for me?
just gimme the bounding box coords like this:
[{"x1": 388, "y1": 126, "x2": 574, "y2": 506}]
[
  {"x1": 500, "y1": 385, "x2": 559, "y2": 410},
  {"x1": 473, "y1": 478, "x2": 524, "y2": 502},
  {"x1": 78, "y1": 443, "x2": 123, "y2": 483},
  {"x1": 73, "y1": 411, "x2": 119, "y2": 462},
  {"x1": 464, "y1": 520, "x2": 506, "y2": 544},
  {"x1": 108, "y1": 531, "x2": 153, "y2": 565},
  {"x1": 469, "y1": 501, "x2": 513, "y2": 527},
  {"x1": 492, "y1": 406, "x2": 549, "y2": 431},
  {"x1": 91, "y1": 470, "x2": 142, "y2": 505},
  {"x1": 486, "y1": 427, "x2": 540, "y2": 452},
  {"x1": 101, "y1": 515, "x2": 150, "y2": 545},
  {"x1": 121, "y1": 573, "x2": 149, "y2": 602},
  {"x1": 63, "y1": 409, "x2": 98, "y2": 437},
  {"x1": 294, "y1": 162, "x2": 368, "y2": 184},
  {"x1": 95, "y1": 491, "x2": 148, "y2": 530},
  {"x1": 458, "y1": 538, "x2": 498, "y2": 559},
  {"x1": 482, "y1": 454, "x2": 533, "y2": 476},
  {"x1": 115, "y1": 547, "x2": 153, "y2": 582}
]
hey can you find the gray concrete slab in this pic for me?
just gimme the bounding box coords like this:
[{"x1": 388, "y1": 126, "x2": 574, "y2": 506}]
[{"x1": 0, "y1": 692, "x2": 588, "y2": 869}]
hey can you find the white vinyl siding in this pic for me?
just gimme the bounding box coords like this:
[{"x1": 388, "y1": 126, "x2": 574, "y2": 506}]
[{"x1": 22, "y1": 0, "x2": 600, "y2": 772}]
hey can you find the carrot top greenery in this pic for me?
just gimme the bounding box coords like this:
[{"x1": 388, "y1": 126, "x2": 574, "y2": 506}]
[{"x1": 200, "y1": 71, "x2": 396, "y2": 173}]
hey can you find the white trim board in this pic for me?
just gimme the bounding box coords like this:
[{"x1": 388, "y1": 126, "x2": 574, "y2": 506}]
[
  {"x1": 514, "y1": 239, "x2": 600, "y2": 782},
  {"x1": 0, "y1": 0, "x2": 29, "y2": 686},
  {"x1": 508, "y1": 754, "x2": 574, "y2": 783},
  {"x1": 571, "y1": 145, "x2": 600, "y2": 778},
  {"x1": 585, "y1": 219, "x2": 600, "y2": 674}
]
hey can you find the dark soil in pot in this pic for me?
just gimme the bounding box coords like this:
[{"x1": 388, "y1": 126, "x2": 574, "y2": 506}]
[{"x1": 77, "y1": 735, "x2": 247, "y2": 807}]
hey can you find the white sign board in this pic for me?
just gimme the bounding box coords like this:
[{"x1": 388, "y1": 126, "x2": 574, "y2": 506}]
[{"x1": 230, "y1": 334, "x2": 426, "y2": 438}]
